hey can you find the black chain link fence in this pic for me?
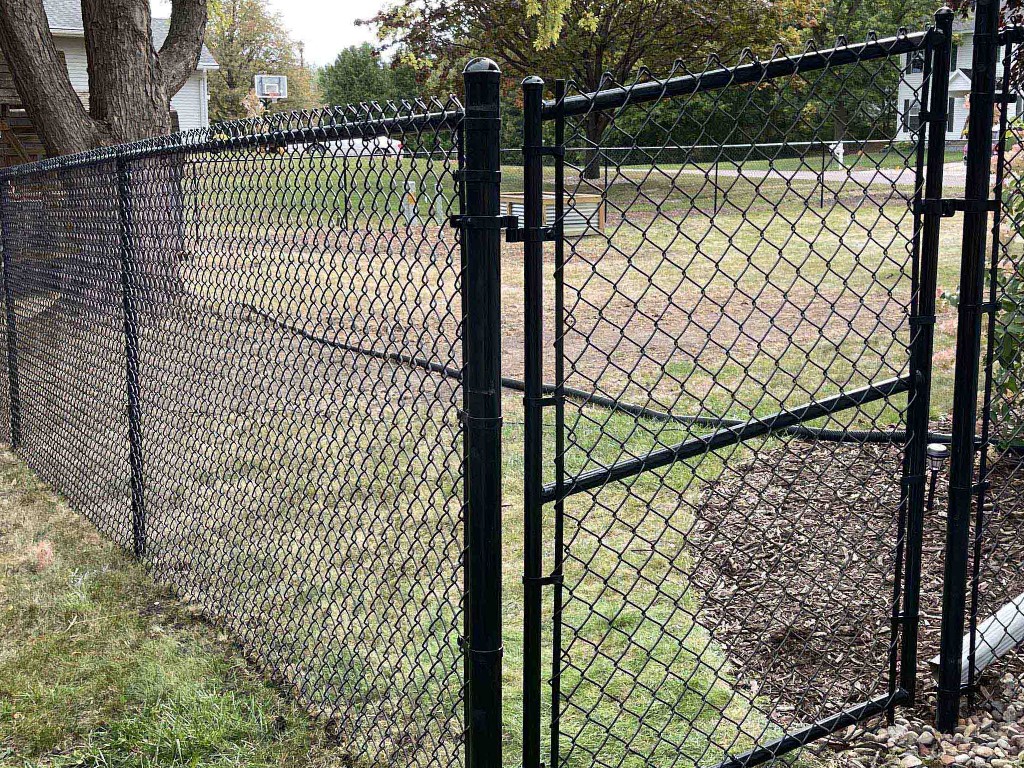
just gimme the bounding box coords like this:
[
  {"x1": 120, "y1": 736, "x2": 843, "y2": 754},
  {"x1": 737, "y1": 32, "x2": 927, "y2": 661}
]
[
  {"x1": 534, "y1": 27, "x2": 947, "y2": 768},
  {"x1": 0, "y1": 99, "x2": 469, "y2": 768},
  {"x1": 7, "y1": 13, "x2": 1024, "y2": 768},
  {"x1": 965, "y1": 31, "x2": 1024, "y2": 700}
]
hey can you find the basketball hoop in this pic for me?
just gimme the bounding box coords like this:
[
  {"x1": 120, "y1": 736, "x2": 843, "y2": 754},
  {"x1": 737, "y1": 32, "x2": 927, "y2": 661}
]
[{"x1": 254, "y1": 75, "x2": 288, "y2": 101}]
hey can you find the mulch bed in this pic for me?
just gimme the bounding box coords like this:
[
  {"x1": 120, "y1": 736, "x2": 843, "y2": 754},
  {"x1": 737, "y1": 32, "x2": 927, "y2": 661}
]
[{"x1": 689, "y1": 431, "x2": 1024, "y2": 730}]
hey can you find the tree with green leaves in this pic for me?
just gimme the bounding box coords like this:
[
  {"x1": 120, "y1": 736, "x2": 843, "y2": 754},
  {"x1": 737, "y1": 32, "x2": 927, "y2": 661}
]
[
  {"x1": 206, "y1": 0, "x2": 319, "y2": 123},
  {"x1": 319, "y1": 44, "x2": 419, "y2": 108},
  {"x1": 365, "y1": 0, "x2": 779, "y2": 175}
]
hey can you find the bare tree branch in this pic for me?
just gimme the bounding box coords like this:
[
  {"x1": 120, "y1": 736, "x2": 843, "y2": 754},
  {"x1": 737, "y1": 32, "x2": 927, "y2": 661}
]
[{"x1": 159, "y1": 0, "x2": 208, "y2": 94}]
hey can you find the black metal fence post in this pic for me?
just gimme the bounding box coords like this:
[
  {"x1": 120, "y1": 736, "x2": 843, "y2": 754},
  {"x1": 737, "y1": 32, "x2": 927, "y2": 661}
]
[
  {"x1": 900, "y1": 7, "x2": 953, "y2": 704},
  {"x1": 937, "y1": 0, "x2": 1001, "y2": 732},
  {"x1": 0, "y1": 179, "x2": 21, "y2": 448},
  {"x1": 521, "y1": 74, "x2": 545, "y2": 768},
  {"x1": 115, "y1": 155, "x2": 146, "y2": 559},
  {"x1": 461, "y1": 57, "x2": 504, "y2": 768}
]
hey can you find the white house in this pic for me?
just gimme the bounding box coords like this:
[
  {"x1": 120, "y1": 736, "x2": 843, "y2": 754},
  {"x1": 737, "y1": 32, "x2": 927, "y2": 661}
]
[
  {"x1": 897, "y1": 16, "x2": 1022, "y2": 142},
  {"x1": 42, "y1": 0, "x2": 219, "y2": 131}
]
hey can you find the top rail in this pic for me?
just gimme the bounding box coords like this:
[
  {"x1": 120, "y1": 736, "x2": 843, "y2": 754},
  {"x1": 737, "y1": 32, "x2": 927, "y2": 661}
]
[
  {"x1": 543, "y1": 29, "x2": 938, "y2": 119},
  {"x1": 0, "y1": 107, "x2": 464, "y2": 179}
]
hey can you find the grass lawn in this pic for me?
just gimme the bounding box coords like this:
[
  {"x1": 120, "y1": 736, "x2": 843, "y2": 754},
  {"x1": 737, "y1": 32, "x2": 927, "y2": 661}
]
[
  {"x1": 0, "y1": 448, "x2": 352, "y2": 768},
  {"x1": 1, "y1": 147, "x2": 979, "y2": 767}
]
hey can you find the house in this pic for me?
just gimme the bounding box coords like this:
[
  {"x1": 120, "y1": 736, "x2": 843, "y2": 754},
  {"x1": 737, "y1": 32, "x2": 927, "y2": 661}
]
[
  {"x1": 0, "y1": 0, "x2": 218, "y2": 165},
  {"x1": 897, "y1": 16, "x2": 1022, "y2": 142}
]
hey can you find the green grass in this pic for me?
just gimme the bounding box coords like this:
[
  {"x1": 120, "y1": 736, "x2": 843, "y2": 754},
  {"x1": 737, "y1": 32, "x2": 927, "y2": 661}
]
[
  {"x1": 3, "y1": 153, "x2": 977, "y2": 767},
  {"x1": 0, "y1": 449, "x2": 350, "y2": 768}
]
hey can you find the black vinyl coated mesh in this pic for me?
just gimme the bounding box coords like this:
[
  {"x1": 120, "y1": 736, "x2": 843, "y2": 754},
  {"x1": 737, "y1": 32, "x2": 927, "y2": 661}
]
[
  {"x1": 970, "y1": 40, "x2": 1024, "y2": 694},
  {"x1": 0, "y1": 100, "x2": 468, "y2": 768},
  {"x1": 543, "y1": 31, "x2": 939, "y2": 768}
]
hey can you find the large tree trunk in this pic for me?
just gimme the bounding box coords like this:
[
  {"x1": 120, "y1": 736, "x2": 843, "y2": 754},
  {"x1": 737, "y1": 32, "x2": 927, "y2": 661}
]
[
  {"x1": 0, "y1": 0, "x2": 207, "y2": 155},
  {"x1": 0, "y1": 0, "x2": 106, "y2": 154},
  {"x1": 81, "y1": 0, "x2": 174, "y2": 139},
  {"x1": 0, "y1": 0, "x2": 206, "y2": 319},
  {"x1": 583, "y1": 112, "x2": 609, "y2": 182}
]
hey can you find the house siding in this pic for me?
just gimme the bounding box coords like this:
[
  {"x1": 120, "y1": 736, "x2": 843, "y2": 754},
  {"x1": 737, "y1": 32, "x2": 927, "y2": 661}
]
[
  {"x1": 896, "y1": 32, "x2": 1020, "y2": 142},
  {"x1": 54, "y1": 36, "x2": 210, "y2": 131},
  {"x1": 171, "y1": 74, "x2": 206, "y2": 131}
]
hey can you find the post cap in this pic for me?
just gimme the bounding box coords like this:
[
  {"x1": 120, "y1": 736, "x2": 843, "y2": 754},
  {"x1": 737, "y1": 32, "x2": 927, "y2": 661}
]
[
  {"x1": 935, "y1": 6, "x2": 954, "y2": 18},
  {"x1": 522, "y1": 75, "x2": 544, "y2": 87},
  {"x1": 464, "y1": 57, "x2": 501, "y2": 74}
]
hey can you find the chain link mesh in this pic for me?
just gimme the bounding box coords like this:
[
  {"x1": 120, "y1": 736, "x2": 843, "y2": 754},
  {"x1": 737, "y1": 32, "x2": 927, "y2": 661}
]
[
  {"x1": 544, "y1": 31, "x2": 938, "y2": 768},
  {"x1": 0, "y1": 100, "x2": 468, "y2": 767},
  {"x1": 969, "y1": 37, "x2": 1024, "y2": 695}
]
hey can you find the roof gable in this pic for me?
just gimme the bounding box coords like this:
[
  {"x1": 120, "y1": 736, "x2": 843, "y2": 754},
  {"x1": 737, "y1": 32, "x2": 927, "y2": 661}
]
[{"x1": 42, "y1": 0, "x2": 217, "y2": 69}]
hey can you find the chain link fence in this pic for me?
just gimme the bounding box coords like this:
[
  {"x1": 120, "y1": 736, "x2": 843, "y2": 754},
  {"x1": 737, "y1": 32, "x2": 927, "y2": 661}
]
[
  {"x1": 5, "y1": 12, "x2": 1024, "y2": 768},
  {"x1": 0, "y1": 98, "x2": 471, "y2": 768}
]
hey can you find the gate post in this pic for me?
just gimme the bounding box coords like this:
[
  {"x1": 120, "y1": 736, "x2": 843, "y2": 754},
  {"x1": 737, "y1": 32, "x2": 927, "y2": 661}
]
[
  {"x1": 0, "y1": 179, "x2": 21, "y2": 449},
  {"x1": 937, "y1": 0, "x2": 1001, "y2": 732},
  {"x1": 461, "y1": 57, "x2": 504, "y2": 768},
  {"x1": 900, "y1": 7, "x2": 952, "y2": 703},
  {"x1": 521, "y1": 74, "x2": 545, "y2": 768},
  {"x1": 115, "y1": 154, "x2": 146, "y2": 559}
]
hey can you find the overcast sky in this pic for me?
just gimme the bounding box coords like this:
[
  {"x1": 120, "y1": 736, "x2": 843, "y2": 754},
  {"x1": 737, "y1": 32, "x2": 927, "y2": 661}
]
[{"x1": 151, "y1": 0, "x2": 386, "y2": 67}]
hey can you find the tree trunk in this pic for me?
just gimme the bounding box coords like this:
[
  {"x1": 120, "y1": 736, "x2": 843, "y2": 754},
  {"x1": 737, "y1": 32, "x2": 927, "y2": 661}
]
[
  {"x1": 81, "y1": 0, "x2": 174, "y2": 140},
  {"x1": 0, "y1": 0, "x2": 207, "y2": 155},
  {"x1": 583, "y1": 112, "x2": 609, "y2": 182},
  {"x1": 0, "y1": 0, "x2": 206, "y2": 319},
  {"x1": 0, "y1": 0, "x2": 106, "y2": 155}
]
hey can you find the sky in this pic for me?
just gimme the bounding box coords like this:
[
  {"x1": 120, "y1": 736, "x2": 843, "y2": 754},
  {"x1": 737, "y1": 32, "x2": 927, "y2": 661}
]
[{"x1": 151, "y1": 0, "x2": 386, "y2": 67}]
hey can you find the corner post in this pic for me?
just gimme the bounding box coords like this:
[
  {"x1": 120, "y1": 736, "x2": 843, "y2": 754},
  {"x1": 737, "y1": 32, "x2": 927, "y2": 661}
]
[
  {"x1": 937, "y1": 0, "x2": 1001, "y2": 731},
  {"x1": 901, "y1": 8, "x2": 953, "y2": 702},
  {"x1": 0, "y1": 178, "x2": 21, "y2": 448},
  {"x1": 461, "y1": 57, "x2": 504, "y2": 768},
  {"x1": 521, "y1": 74, "x2": 545, "y2": 768},
  {"x1": 115, "y1": 154, "x2": 146, "y2": 559}
]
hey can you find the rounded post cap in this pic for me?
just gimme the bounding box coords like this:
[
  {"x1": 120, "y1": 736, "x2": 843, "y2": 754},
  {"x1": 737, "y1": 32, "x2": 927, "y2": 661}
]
[
  {"x1": 935, "y1": 6, "x2": 954, "y2": 18},
  {"x1": 927, "y1": 442, "x2": 950, "y2": 459},
  {"x1": 522, "y1": 75, "x2": 544, "y2": 86},
  {"x1": 464, "y1": 57, "x2": 501, "y2": 74}
]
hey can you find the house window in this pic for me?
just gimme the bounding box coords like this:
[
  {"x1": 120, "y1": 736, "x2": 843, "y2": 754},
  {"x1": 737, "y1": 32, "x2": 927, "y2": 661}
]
[
  {"x1": 950, "y1": 43, "x2": 958, "y2": 72},
  {"x1": 904, "y1": 98, "x2": 922, "y2": 133},
  {"x1": 906, "y1": 50, "x2": 926, "y2": 74}
]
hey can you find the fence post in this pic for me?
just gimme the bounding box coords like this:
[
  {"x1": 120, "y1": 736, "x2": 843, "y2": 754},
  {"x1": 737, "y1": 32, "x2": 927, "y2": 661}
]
[
  {"x1": 521, "y1": 74, "x2": 545, "y2": 768},
  {"x1": 937, "y1": 0, "x2": 1001, "y2": 732},
  {"x1": 461, "y1": 57, "x2": 504, "y2": 768},
  {"x1": 900, "y1": 7, "x2": 952, "y2": 704},
  {"x1": 0, "y1": 179, "x2": 21, "y2": 449},
  {"x1": 115, "y1": 155, "x2": 146, "y2": 559}
]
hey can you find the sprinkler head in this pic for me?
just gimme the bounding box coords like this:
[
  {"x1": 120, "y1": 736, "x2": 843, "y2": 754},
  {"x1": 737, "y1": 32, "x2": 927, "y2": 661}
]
[{"x1": 927, "y1": 442, "x2": 950, "y2": 473}]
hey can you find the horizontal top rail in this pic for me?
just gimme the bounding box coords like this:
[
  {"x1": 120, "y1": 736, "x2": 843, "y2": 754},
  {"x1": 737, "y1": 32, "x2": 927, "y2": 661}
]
[
  {"x1": 0, "y1": 105, "x2": 464, "y2": 180},
  {"x1": 543, "y1": 28, "x2": 937, "y2": 119}
]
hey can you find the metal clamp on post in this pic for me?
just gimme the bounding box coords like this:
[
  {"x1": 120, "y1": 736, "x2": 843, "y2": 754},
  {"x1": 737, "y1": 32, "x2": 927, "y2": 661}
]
[
  {"x1": 449, "y1": 214, "x2": 518, "y2": 231},
  {"x1": 507, "y1": 225, "x2": 556, "y2": 243},
  {"x1": 524, "y1": 144, "x2": 565, "y2": 158},
  {"x1": 456, "y1": 169, "x2": 503, "y2": 184},
  {"x1": 522, "y1": 573, "x2": 564, "y2": 587},
  {"x1": 914, "y1": 198, "x2": 999, "y2": 217}
]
